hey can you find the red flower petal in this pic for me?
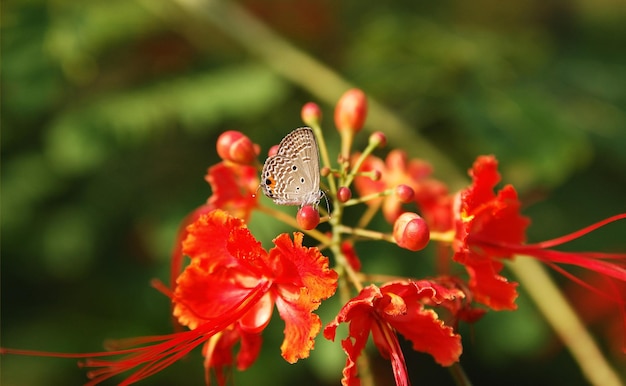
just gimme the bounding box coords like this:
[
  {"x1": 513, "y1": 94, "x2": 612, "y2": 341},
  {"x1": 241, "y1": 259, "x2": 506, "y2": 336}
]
[
  {"x1": 173, "y1": 259, "x2": 266, "y2": 330},
  {"x1": 324, "y1": 286, "x2": 378, "y2": 386},
  {"x1": 275, "y1": 295, "x2": 322, "y2": 363},
  {"x1": 239, "y1": 292, "x2": 275, "y2": 334},
  {"x1": 202, "y1": 325, "x2": 263, "y2": 386},
  {"x1": 270, "y1": 233, "x2": 338, "y2": 303},
  {"x1": 379, "y1": 282, "x2": 463, "y2": 366},
  {"x1": 454, "y1": 256, "x2": 518, "y2": 310},
  {"x1": 205, "y1": 162, "x2": 258, "y2": 222},
  {"x1": 453, "y1": 155, "x2": 529, "y2": 310},
  {"x1": 269, "y1": 232, "x2": 338, "y2": 363},
  {"x1": 182, "y1": 210, "x2": 245, "y2": 267},
  {"x1": 177, "y1": 210, "x2": 274, "y2": 329}
]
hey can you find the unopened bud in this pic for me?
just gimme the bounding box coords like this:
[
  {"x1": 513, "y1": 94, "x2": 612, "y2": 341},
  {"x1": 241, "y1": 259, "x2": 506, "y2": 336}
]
[
  {"x1": 301, "y1": 102, "x2": 322, "y2": 126},
  {"x1": 369, "y1": 131, "x2": 387, "y2": 148},
  {"x1": 337, "y1": 187, "x2": 352, "y2": 203},
  {"x1": 268, "y1": 145, "x2": 280, "y2": 157},
  {"x1": 334, "y1": 89, "x2": 367, "y2": 134},
  {"x1": 393, "y1": 212, "x2": 430, "y2": 251},
  {"x1": 395, "y1": 185, "x2": 415, "y2": 203},
  {"x1": 216, "y1": 131, "x2": 258, "y2": 164},
  {"x1": 297, "y1": 205, "x2": 320, "y2": 230}
]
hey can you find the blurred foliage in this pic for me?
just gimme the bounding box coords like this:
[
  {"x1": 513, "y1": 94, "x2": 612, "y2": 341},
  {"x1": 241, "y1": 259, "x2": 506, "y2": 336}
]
[{"x1": 2, "y1": 0, "x2": 625, "y2": 385}]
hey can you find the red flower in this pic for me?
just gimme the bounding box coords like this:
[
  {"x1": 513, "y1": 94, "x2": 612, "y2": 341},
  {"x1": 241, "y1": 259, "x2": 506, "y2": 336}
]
[
  {"x1": 2, "y1": 210, "x2": 337, "y2": 385},
  {"x1": 324, "y1": 281, "x2": 463, "y2": 386},
  {"x1": 353, "y1": 150, "x2": 451, "y2": 229},
  {"x1": 177, "y1": 210, "x2": 338, "y2": 379},
  {"x1": 453, "y1": 155, "x2": 626, "y2": 310}
]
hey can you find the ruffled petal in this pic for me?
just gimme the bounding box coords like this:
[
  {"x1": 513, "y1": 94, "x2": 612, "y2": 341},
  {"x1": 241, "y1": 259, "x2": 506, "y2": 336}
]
[
  {"x1": 268, "y1": 233, "x2": 337, "y2": 363},
  {"x1": 275, "y1": 294, "x2": 321, "y2": 363},
  {"x1": 379, "y1": 281, "x2": 463, "y2": 367},
  {"x1": 182, "y1": 210, "x2": 245, "y2": 268},
  {"x1": 270, "y1": 233, "x2": 338, "y2": 302}
]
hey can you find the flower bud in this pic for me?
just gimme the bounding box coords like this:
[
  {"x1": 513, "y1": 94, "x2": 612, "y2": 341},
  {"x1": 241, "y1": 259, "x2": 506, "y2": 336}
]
[
  {"x1": 268, "y1": 144, "x2": 279, "y2": 157},
  {"x1": 301, "y1": 102, "x2": 322, "y2": 126},
  {"x1": 337, "y1": 187, "x2": 352, "y2": 203},
  {"x1": 216, "y1": 131, "x2": 258, "y2": 164},
  {"x1": 334, "y1": 88, "x2": 367, "y2": 133},
  {"x1": 395, "y1": 184, "x2": 415, "y2": 203},
  {"x1": 393, "y1": 212, "x2": 430, "y2": 251},
  {"x1": 297, "y1": 205, "x2": 320, "y2": 230},
  {"x1": 369, "y1": 131, "x2": 387, "y2": 148}
]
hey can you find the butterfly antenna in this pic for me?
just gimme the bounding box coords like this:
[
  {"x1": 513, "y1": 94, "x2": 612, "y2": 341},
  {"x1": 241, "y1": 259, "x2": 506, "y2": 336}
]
[
  {"x1": 253, "y1": 184, "x2": 261, "y2": 199},
  {"x1": 322, "y1": 190, "x2": 331, "y2": 219}
]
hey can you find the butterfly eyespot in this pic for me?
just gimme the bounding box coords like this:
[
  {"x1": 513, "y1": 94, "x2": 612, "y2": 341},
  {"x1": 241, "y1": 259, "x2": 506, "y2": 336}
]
[
  {"x1": 300, "y1": 177, "x2": 305, "y2": 183},
  {"x1": 292, "y1": 165, "x2": 297, "y2": 171}
]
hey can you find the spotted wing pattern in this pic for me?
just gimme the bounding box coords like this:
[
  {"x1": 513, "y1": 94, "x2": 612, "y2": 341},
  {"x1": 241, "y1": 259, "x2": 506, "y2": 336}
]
[{"x1": 261, "y1": 127, "x2": 322, "y2": 206}]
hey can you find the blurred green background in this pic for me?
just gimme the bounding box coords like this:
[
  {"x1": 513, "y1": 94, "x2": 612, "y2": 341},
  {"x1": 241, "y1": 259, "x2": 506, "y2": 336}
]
[{"x1": 2, "y1": 0, "x2": 625, "y2": 385}]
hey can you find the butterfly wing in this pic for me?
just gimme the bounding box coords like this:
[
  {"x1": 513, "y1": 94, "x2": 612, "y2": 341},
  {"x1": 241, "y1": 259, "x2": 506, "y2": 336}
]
[
  {"x1": 261, "y1": 155, "x2": 297, "y2": 205},
  {"x1": 263, "y1": 127, "x2": 322, "y2": 206}
]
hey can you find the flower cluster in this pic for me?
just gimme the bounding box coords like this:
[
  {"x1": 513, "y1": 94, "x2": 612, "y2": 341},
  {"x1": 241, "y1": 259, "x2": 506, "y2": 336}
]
[{"x1": 2, "y1": 89, "x2": 625, "y2": 386}]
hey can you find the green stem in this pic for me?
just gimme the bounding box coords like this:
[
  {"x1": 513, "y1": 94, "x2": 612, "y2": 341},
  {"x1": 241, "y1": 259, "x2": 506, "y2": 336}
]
[
  {"x1": 448, "y1": 362, "x2": 473, "y2": 386},
  {"x1": 343, "y1": 190, "x2": 390, "y2": 207},
  {"x1": 336, "y1": 224, "x2": 395, "y2": 244},
  {"x1": 343, "y1": 138, "x2": 383, "y2": 188},
  {"x1": 310, "y1": 123, "x2": 338, "y2": 196}
]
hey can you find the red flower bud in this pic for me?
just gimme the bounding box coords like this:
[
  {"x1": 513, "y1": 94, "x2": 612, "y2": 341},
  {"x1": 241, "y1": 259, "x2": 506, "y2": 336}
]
[
  {"x1": 369, "y1": 131, "x2": 387, "y2": 148},
  {"x1": 334, "y1": 89, "x2": 367, "y2": 133},
  {"x1": 301, "y1": 102, "x2": 322, "y2": 126},
  {"x1": 337, "y1": 187, "x2": 352, "y2": 203},
  {"x1": 216, "y1": 131, "x2": 258, "y2": 164},
  {"x1": 297, "y1": 205, "x2": 320, "y2": 230},
  {"x1": 268, "y1": 144, "x2": 279, "y2": 157},
  {"x1": 393, "y1": 212, "x2": 430, "y2": 251},
  {"x1": 395, "y1": 184, "x2": 415, "y2": 203}
]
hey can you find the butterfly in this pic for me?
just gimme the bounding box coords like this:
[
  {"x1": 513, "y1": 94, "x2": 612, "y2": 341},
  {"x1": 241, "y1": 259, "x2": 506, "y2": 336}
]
[{"x1": 261, "y1": 127, "x2": 323, "y2": 207}]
